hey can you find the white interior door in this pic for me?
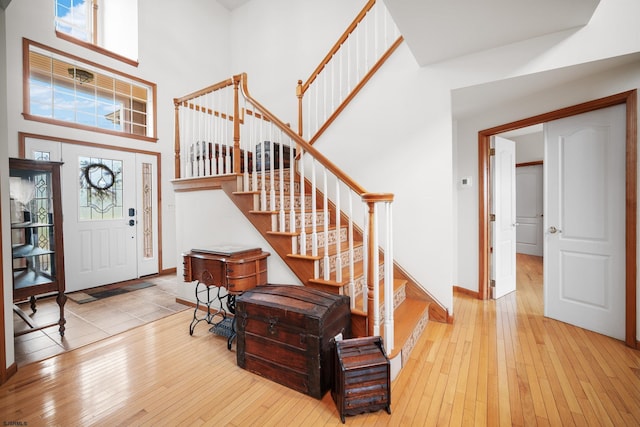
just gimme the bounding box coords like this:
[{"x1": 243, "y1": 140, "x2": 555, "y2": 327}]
[
  {"x1": 516, "y1": 165, "x2": 543, "y2": 256},
  {"x1": 491, "y1": 136, "x2": 517, "y2": 298},
  {"x1": 544, "y1": 104, "x2": 625, "y2": 340}
]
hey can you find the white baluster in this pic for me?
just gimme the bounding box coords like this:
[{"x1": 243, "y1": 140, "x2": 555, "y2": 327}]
[
  {"x1": 314, "y1": 82, "x2": 319, "y2": 136},
  {"x1": 348, "y1": 192, "x2": 354, "y2": 308},
  {"x1": 323, "y1": 169, "x2": 330, "y2": 281},
  {"x1": 269, "y1": 138, "x2": 275, "y2": 213},
  {"x1": 278, "y1": 131, "x2": 285, "y2": 232},
  {"x1": 299, "y1": 150, "x2": 307, "y2": 256},
  {"x1": 334, "y1": 179, "x2": 342, "y2": 283},
  {"x1": 362, "y1": 205, "x2": 368, "y2": 314},
  {"x1": 204, "y1": 95, "x2": 211, "y2": 177},
  {"x1": 242, "y1": 99, "x2": 249, "y2": 190},
  {"x1": 251, "y1": 110, "x2": 257, "y2": 193},
  {"x1": 311, "y1": 158, "x2": 318, "y2": 259},
  {"x1": 384, "y1": 201, "x2": 394, "y2": 354},
  {"x1": 260, "y1": 120, "x2": 266, "y2": 211},
  {"x1": 288, "y1": 139, "x2": 295, "y2": 235}
]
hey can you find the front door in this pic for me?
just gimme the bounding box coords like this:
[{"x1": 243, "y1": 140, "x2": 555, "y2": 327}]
[
  {"x1": 23, "y1": 139, "x2": 158, "y2": 292},
  {"x1": 61, "y1": 144, "x2": 138, "y2": 292},
  {"x1": 491, "y1": 136, "x2": 517, "y2": 298},
  {"x1": 544, "y1": 104, "x2": 625, "y2": 340}
]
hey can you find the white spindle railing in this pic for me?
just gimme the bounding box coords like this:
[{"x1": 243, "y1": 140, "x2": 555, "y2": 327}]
[
  {"x1": 174, "y1": 74, "x2": 395, "y2": 354},
  {"x1": 297, "y1": 0, "x2": 402, "y2": 142}
]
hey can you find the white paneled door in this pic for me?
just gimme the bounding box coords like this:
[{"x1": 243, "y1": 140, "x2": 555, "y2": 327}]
[
  {"x1": 491, "y1": 136, "x2": 517, "y2": 299},
  {"x1": 516, "y1": 165, "x2": 543, "y2": 256},
  {"x1": 544, "y1": 104, "x2": 625, "y2": 340},
  {"x1": 62, "y1": 144, "x2": 138, "y2": 292}
]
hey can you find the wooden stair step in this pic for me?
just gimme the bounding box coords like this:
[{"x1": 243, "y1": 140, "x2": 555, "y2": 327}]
[{"x1": 382, "y1": 297, "x2": 429, "y2": 361}]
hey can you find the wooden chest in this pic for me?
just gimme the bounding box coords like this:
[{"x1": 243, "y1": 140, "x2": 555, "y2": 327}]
[
  {"x1": 236, "y1": 285, "x2": 351, "y2": 399},
  {"x1": 332, "y1": 336, "x2": 391, "y2": 423}
]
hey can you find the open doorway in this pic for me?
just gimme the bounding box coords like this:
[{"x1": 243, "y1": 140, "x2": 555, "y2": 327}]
[{"x1": 479, "y1": 90, "x2": 637, "y2": 347}]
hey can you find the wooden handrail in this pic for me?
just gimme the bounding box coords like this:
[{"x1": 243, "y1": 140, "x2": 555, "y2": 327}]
[
  {"x1": 173, "y1": 78, "x2": 234, "y2": 105},
  {"x1": 236, "y1": 73, "x2": 370, "y2": 197},
  {"x1": 298, "y1": 0, "x2": 376, "y2": 94}
]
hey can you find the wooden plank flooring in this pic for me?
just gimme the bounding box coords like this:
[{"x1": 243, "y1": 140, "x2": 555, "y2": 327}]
[{"x1": 1, "y1": 254, "x2": 640, "y2": 425}]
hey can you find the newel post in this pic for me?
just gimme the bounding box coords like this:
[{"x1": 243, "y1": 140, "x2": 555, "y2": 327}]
[
  {"x1": 362, "y1": 192, "x2": 394, "y2": 337},
  {"x1": 173, "y1": 99, "x2": 181, "y2": 179},
  {"x1": 233, "y1": 75, "x2": 241, "y2": 174}
]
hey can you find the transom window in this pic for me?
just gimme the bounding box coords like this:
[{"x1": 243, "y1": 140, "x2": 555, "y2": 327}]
[
  {"x1": 54, "y1": 0, "x2": 139, "y2": 62},
  {"x1": 24, "y1": 39, "x2": 156, "y2": 140}
]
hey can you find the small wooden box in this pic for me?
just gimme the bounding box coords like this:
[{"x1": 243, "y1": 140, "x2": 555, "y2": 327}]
[
  {"x1": 236, "y1": 285, "x2": 351, "y2": 399},
  {"x1": 332, "y1": 336, "x2": 391, "y2": 423}
]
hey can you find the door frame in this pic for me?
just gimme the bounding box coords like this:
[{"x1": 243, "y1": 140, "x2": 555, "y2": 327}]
[
  {"x1": 477, "y1": 90, "x2": 638, "y2": 348},
  {"x1": 17, "y1": 132, "x2": 165, "y2": 277}
]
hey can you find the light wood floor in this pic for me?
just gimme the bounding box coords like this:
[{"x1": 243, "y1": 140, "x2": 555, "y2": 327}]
[{"x1": 1, "y1": 254, "x2": 639, "y2": 426}]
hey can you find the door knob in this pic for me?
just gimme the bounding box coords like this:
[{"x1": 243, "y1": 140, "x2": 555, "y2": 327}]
[{"x1": 549, "y1": 226, "x2": 561, "y2": 234}]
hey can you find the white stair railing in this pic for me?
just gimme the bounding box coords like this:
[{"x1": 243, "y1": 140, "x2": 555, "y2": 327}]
[{"x1": 296, "y1": 0, "x2": 402, "y2": 143}]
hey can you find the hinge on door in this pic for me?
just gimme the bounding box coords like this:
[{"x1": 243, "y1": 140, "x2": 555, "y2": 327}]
[
  {"x1": 490, "y1": 280, "x2": 496, "y2": 299},
  {"x1": 489, "y1": 148, "x2": 496, "y2": 156},
  {"x1": 490, "y1": 280, "x2": 496, "y2": 288},
  {"x1": 489, "y1": 214, "x2": 496, "y2": 221}
]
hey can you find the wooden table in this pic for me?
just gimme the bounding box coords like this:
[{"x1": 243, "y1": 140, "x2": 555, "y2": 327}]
[{"x1": 182, "y1": 245, "x2": 269, "y2": 347}]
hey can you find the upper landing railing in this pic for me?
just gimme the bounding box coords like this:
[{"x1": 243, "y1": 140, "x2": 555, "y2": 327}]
[
  {"x1": 297, "y1": 0, "x2": 403, "y2": 143},
  {"x1": 173, "y1": 73, "x2": 395, "y2": 353}
]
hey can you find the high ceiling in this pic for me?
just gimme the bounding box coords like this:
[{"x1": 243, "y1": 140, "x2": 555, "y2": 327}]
[{"x1": 383, "y1": 0, "x2": 600, "y2": 65}]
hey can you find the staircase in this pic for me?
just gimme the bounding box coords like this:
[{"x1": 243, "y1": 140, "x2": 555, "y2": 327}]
[{"x1": 214, "y1": 168, "x2": 430, "y2": 376}]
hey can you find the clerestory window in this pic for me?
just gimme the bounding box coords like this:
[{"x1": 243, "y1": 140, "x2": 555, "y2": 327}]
[
  {"x1": 23, "y1": 39, "x2": 156, "y2": 141},
  {"x1": 54, "y1": 0, "x2": 138, "y2": 65}
]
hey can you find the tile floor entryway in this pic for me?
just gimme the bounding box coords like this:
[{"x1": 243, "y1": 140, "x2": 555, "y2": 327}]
[{"x1": 13, "y1": 273, "x2": 187, "y2": 367}]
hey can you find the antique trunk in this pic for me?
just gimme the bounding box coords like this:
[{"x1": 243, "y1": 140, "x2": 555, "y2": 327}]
[
  {"x1": 332, "y1": 336, "x2": 391, "y2": 423},
  {"x1": 236, "y1": 285, "x2": 351, "y2": 399}
]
